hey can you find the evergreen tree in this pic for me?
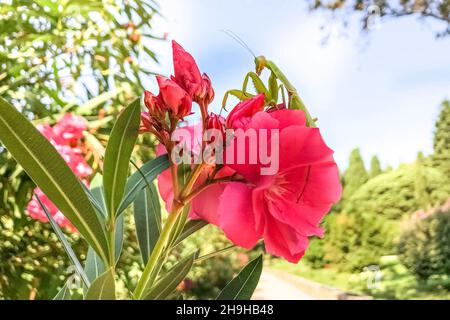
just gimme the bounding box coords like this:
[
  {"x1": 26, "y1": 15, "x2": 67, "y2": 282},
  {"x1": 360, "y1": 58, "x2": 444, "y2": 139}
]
[
  {"x1": 369, "y1": 155, "x2": 382, "y2": 179},
  {"x1": 342, "y1": 148, "x2": 369, "y2": 201},
  {"x1": 415, "y1": 152, "x2": 431, "y2": 210},
  {"x1": 433, "y1": 100, "x2": 450, "y2": 177}
]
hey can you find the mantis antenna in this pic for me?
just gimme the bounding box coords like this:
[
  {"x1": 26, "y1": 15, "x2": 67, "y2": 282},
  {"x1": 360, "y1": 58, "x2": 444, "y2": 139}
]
[{"x1": 221, "y1": 29, "x2": 256, "y2": 58}]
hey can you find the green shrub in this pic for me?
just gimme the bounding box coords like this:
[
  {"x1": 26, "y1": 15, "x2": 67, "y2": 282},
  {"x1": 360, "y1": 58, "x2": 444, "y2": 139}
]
[
  {"x1": 345, "y1": 164, "x2": 450, "y2": 221},
  {"x1": 324, "y1": 164, "x2": 450, "y2": 272},
  {"x1": 0, "y1": 209, "x2": 85, "y2": 299},
  {"x1": 398, "y1": 209, "x2": 450, "y2": 282}
]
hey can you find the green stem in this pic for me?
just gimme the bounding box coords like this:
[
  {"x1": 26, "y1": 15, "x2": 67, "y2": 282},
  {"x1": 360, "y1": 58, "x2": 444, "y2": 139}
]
[
  {"x1": 107, "y1": 218, "x2": 116, "y2": 269},
  {"x1": 133, "y1": 203, "x2": 183, "y2": 299}
]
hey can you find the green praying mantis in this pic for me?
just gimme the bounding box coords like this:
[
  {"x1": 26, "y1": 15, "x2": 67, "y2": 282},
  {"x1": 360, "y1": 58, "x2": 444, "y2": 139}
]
[{"x1": 221, "y1": 31, "x2": 316, "y2": 128}]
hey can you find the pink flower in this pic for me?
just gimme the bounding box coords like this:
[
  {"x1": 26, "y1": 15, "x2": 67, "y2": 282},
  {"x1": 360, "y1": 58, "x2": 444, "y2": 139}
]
[
  {"x1": 225, "y1": 94, "x2": 265, "y2": 129},
  {"x1": 156, "y1": 76, "x2": 192, "y2": 119},
  {"x1": 53, "y1": 113, "x2": 88, "y2": 144},
  {"x1": 27, "y1": 114, "x2": 92, "y2": 232},
  {"x1": 157, "y1": 104, "x2": 341, "y2": 263},
  {"x1": 219, "y1": 109, "x2": 341, "y2": 262},
  {"x1": 55, "y1": 145, "x2": 92, "y2": 179},
  {"x1": 36, "y1": 124, "x2": 58, "y2": 144},
  {"x1": 156, "y1": 125, "x2": 234, "y2": 225},
  {"x1": 172, "y1": 40, "x2": 214, "y2": 104},
  {"x1": 27, "y1": 188, "x2": 77, "y2": 233}
]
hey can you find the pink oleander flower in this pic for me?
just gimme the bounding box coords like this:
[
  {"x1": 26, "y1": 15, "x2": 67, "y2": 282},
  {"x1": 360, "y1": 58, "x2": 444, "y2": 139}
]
[
  {"x1": 27, "y1": 188, "x2": 77, "y2": 233},
  {"x1": 27, "y1": 114, "x2": 92, "y2": 232},
  {"x1": 53, "y1": 113, "x2": 88, "y2": 144},
  {"x1": 217, "y1": 108, "x2": 342, "y2": 262},
  {"x1": 157, "y1": 98, "x2": 341, "y2": 263}
]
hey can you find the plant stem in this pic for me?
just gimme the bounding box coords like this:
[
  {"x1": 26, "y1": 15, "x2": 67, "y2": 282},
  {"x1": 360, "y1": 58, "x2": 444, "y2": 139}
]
[
  {"x1": 180, "y1": 163, "x2": 205, "y2": 199},
  {"x1": 107, "y1": 218, "x2": 116, "y2": 269},
  {"x1": 133, "y1": 203, "x2": 183, "y2": 299}
]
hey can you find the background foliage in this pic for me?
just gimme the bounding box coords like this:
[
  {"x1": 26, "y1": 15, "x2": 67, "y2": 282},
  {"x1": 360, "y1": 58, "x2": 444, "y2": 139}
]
[
  {"x1": 298, "y1": 100, "x2": 450, "y2": 298},
  {"x1": 0, "y1": 0, "x2": 161, "y2": 299},
  {"x1": 309, "y1": 0, "x2": 450, "y2": 37}
]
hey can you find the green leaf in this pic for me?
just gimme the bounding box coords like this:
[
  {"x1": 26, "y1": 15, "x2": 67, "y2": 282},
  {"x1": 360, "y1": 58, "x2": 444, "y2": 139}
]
[
  {"x1": 133, "y1": 185, "x2": 161, "y2": 265},
  {"x1": 117, "y1": 154, "x2": 169, "y2": 215},
  {"x1": 172, "y1": 220, "x2": 208, "y2": 247},
  {"x1": 0, "y1": 97, "x2": 109, "y2": 262},
  {"x1": 89, "y1": 173, "x2": 107, "y2": 214},
  {"x1": 85, "y1": 268, "x2": 116, "y2": 300},
  {"x1": 168, "y1": 204, "x2": 190, "y2": 248},
  {"x1": 216, "y1": 255, "x2": 263, "y2": 300},
  {"x1": 89, "y1": 174, "x2": 124, "y2": 264},
  {"x1": 103, "y1": 99, "x2": 141, "y2": 218},
  {"x1": 85, "y1": 247, "x2": 106, "y2": 284},
  {"x1": 114, "y1": 215, "x2": 125, "y2": 262},
  {"x1": 142, "y1": 251, "x2": 198, "y2": 300},
  {"x1": 35, "y1": 194, "x2": 90, "y2": 288},
  {"x1": 53, "y1": 282, "x2": 72, "y2": 300},
  {"x1": 81, "y1": 181, "x2": 106, "y2": 217}
]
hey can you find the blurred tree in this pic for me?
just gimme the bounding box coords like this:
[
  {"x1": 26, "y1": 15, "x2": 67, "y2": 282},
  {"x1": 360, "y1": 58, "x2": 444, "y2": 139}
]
[
  {"x1": 342, "y1": 148, "x2": 369, "y2": 202},
  {"x1": 433, "y1": 100, "x2": 450, "y2": 177},
  {"x1": 369, "y1": 155, "x2": 382, "y2": 178},
  {"x1": 398, "y1": 208, "x2": 450, "y2": 282},
  {"x1": 0, "y1": 0, "x2": 161, "y2": 299},
  {"x1": 0, "y1": 0, "x2": 162, "y2": 117},
  {"x1": 414, "y1": 151, "x2": 431, "y2": 210},
  {"x1": 309, "y1": 0, "x2": 450, "y2": 37},
  {"x1": 326, "y1": 164, "x2": 450, "y2": 271}
]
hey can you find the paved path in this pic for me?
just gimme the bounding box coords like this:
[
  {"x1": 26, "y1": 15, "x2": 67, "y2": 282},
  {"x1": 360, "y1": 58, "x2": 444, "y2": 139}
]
[{"x1": 252, "y1": 269, "x2": 314, "y2": 300}]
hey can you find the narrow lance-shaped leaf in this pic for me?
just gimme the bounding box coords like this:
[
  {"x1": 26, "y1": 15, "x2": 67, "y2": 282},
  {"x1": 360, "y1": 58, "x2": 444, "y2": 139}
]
[
  {"x1": 85, "y1": 174, "x2": 124, "y2": 283},
  {"x1": 172, "y1": 220, "x2": 208, "y2": 247},
  {"x1": 85, "y1": 268, "x2": 116, "y2": 300},
  {"x1": 0, "y1": 97, "x2": 109, "y2": 262},
  {"x1": 53, "y1": 282, "x2": 72, "y2": 300},
  {"x1": 142, "y1": 251, "x2": 198, "y2": 300},
  {"x1": 35, "y1": 194, "x2": 90, "y2": 288},
  {"x1": 216, "y1": 255, "x2": 263, "y2": 300},
  {"x1": 85, "y1": 247, "x2": 106, "y2": 285},
  {"x1": 117, "y1": 154, "x2": 169, "y2": 215},
  {"x1": 133, "y1": 185, "x2": 161, "y2": 265},
  {"x1": 103, "y1": 98, "x2": 141, "y2": 218},
  {"x1": 89, "y1": 173, "x2": 107, "y2": 214}
]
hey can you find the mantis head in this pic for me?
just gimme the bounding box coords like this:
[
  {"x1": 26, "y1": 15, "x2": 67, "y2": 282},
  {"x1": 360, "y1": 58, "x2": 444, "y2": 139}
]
[{"x1": 255, "y1": 56, "x2": 267, "y2": 75}]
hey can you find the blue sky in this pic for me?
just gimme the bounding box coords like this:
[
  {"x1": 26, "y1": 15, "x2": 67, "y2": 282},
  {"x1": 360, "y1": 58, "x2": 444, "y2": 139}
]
[{"x1": 142, "y1": 0, "x2": 450, "y2": 170}]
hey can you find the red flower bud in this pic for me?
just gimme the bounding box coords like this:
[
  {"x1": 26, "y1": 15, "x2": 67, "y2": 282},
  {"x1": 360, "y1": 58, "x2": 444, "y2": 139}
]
[
  {"x1": 171, "y1": 40, "x2": 215, "y2": 105},
  {"x1": 144, "y1": 90, "x2": 165, "y2": 119},
  {"x1": 139, "y1": 111, "x2": 152, "y2": 133},
  {"x1": 199, "y1": 73, "x2": 215, "y2": 105},
  {"x1": 172, "y1": 40, "x2": 202, "y2": 98},
  {"x1": 156, "y1": 76, "x2": 192, "y2": 119},
  {"x1": 206, "y1": 113, "x2": 224, "y2": 132}
]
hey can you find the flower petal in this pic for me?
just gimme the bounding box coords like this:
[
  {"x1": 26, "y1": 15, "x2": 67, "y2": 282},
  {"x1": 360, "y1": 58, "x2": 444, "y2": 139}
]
[{"x1": 217, "y1": 183, "x2": 262, "y2": 248}]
